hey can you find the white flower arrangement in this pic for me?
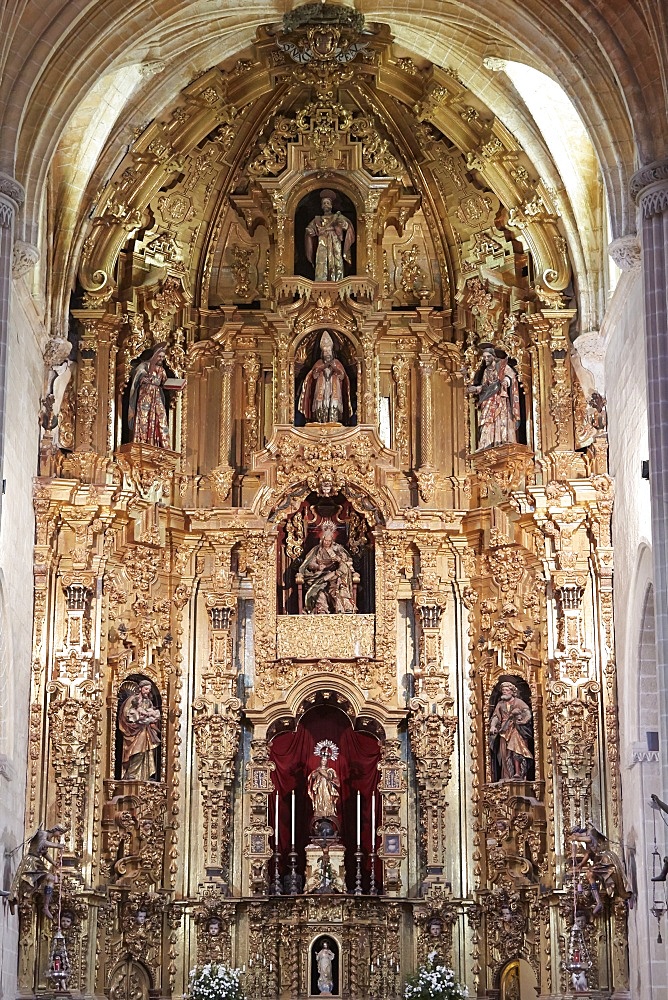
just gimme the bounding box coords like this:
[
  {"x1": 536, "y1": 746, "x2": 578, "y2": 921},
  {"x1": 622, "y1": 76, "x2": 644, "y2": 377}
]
[
  {"x1": 403, "y1": 956, "x2": 468, "y2": 1000},
  {"x1": 189, "y1": 963, "x2": 245, "y2": 1000}
]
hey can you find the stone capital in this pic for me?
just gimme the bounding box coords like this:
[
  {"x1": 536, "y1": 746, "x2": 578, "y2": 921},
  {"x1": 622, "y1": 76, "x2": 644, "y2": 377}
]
[
  {"x1": 607, "y1": 234, "x2": 641, "y2": 272},
  {"x1": 630, "y1": 157, "x2": 668, "y2": 218},
  {"x1": 12, "y1": 240, "x2": 40, "y2": 279},
  {"x1": 573, "y1": 329, "x2": 605, "y2": 394},
  {"x1": 0, "y1": 170, "x2": 25, "y2": 208}
]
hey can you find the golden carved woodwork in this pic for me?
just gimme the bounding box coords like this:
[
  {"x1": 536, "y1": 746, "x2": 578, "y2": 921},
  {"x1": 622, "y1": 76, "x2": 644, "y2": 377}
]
[{"x1": 22, "y1": 6, "x2": 627, "y2": 998}]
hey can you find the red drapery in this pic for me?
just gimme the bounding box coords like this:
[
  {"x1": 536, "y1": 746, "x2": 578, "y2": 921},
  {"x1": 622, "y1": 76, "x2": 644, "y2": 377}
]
[{"x1": 269, "y1": 705, "x2": 382, "y2": 891}]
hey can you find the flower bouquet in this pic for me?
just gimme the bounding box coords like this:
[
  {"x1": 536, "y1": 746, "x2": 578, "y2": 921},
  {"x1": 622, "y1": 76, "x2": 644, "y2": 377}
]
[
  {"x1": 404, "y1": 955, "x2": 468, "y2": 1000},
  {"x1": 188, "y1": 963, "x2": 245, "y2": 1000}
]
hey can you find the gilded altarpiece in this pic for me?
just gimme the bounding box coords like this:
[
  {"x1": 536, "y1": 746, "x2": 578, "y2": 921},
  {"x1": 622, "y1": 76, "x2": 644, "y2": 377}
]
[{"x1": 21, "y1": 6, "x2": 628, "y2": 999}]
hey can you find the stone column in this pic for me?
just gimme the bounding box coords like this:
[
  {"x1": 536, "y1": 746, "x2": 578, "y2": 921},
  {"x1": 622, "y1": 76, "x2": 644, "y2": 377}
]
[
  {"x1": 0, "y1": 172, "x2": 26, "y2": 524},
  {"x1": 631, "y1": 157, "x2": 668, "y2": 795}
]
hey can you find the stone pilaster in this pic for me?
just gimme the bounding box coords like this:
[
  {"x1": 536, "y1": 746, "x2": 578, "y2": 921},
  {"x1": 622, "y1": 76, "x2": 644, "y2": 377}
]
[
  {"x1": 631, "y1": 156, "x2": 668, "y2": 796},
  {"x1": 0, "y1": 172, "x2": 25, "y2": 525}
]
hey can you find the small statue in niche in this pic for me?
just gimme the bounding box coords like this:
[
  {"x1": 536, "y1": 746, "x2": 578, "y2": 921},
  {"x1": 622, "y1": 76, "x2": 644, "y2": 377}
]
[
  {"x1": 466, "y1": 344, "x2": 520, "y2": 450},
  {"x1": 305, "y1": 189, "x2": 355, "y2": 282},
  {"x1": 9, "y1": 825, "x2": 67, "y2": 920},
  {"x1": 118, "y1": 679, "x2": 161, "y2": 780},
  {"x1": 298, "y1": 518, "x2": 356, "y2": 613},
  {"x1": 308, "y1": 740, "x2": 341, "y2": 821},
  {"x1": 128, "y1": 343, "x2": 184, "y2": 449},
  {"x1": 298, "y1": 331, "x2": 352, "y2": 425},
  {"x1": 315, "y1": 939, "x2": 336, "y2": 995},
  {"x1": 489, "y1": 681, "x2": 533, "y2": 781}
]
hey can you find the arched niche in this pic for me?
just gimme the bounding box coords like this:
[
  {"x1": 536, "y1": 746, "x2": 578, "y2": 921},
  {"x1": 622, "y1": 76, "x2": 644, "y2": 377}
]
[
  {"x1": 294, "y1": 328, "x2": 358, "y2": 428},
  {"x1": 277, "y1": 492, "x2": 374, "y2": 615},
  {"x1": 500, "y1": 957, "x2": 538, "y2": 999},
  {"x1": 114, "y1": 675, "x2": 163, "y2": 782},
  {"x1": 310, "y1": 933, "x2": 341, "y2": 997},
  {"x1": 294, "y1": 187, "x2": 357, "y2": 281},
  {"x1": 268, "y1": 702, "x2": 382, "y2": 893}
]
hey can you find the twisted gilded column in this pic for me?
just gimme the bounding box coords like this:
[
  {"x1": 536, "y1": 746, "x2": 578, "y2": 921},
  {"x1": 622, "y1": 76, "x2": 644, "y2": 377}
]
[
  {"x1": 208, "y1": 351, "x2": 236, "y2": 502},
  {"x1": 0, "y1": 172, "x2": 25, "y2": 524},
  {"x1": 416, "y1": 353, "x2": 436, "y2": 501},
  {"x1": 631, "y1": 157, "x2": 668, "y2": 796}
]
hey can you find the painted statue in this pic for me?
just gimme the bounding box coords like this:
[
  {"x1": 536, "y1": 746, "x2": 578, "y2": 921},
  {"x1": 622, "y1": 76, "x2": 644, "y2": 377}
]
[
  {"x1": 299, "y1": 519, "x2": 356, "y2": 614},
  {"x1": 570, "y1": 822, "x2": 632, "y2": 914},
  {"x1": 118, "y1": 680, "x2": 161, "y2": 780},
  {"x1": 466, "y1": 344, "x2": 520, "y2": 449},
  {"x1": 128, "y1": 343, "x2": 171, "y2": 448},
  {"x1": 489, "y1": 681, "x2": 533, "y2": 780},
  {"x1": 298, "y1": 331, "x2": 352, "y2": 425},
  {"x1": 9, "y1": 825, "x2": 67, "y2": 920},
  {"x1": 305, "y1": 189, "x2": 355, "y2": 282},
  {"x1": 315, "y1": 939, "x2": 336, "y2": 995},
  {"x1": 308, "y1": 741, "x2": 340, "y2": 821}
]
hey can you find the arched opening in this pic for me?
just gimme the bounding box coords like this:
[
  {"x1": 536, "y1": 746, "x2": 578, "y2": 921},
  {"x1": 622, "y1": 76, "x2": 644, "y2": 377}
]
[{"x1": 268, "y1": 703, "x2": 382, "y2": 893}]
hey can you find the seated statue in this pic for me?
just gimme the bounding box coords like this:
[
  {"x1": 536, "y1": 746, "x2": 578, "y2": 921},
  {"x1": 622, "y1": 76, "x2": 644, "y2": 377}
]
[
  {"x1": 298, "y1": 331, "x2": 352, "y2": 425},
  {"x1": 298, "y1": 519, "x2": 356, "y2": 614}
]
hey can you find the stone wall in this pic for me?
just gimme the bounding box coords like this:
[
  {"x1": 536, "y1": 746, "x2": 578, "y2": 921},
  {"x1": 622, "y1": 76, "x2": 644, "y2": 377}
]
[
  {"x1": 605, "y1": 266, "x2": 668, "y2": 1000},
  {"x1": 0, "y1": 275, "x2": 44, "y2": 1000}
]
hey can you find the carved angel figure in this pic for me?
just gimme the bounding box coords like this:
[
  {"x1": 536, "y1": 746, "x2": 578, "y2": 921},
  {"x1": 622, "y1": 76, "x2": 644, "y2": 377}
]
[
  {"x1": 118, "y1": 680, "x2": 161, "y2": 780},
  {"x1": 305, "y1": 189, "x2": 355, "y2": 282},
  {"x1": 466, "y1": 344, "x2": 520, "y2": 449},
  {"x1": 298, "y1": 331, "x2": 352, "y2": 425}
]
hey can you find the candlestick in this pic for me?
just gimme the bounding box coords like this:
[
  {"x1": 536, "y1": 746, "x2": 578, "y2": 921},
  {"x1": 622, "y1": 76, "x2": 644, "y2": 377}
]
[
  {"x1": 275, "y1": 790, "x2": 279, "y2": 842},
  {"x1": 356, "y1": 790, "x2": 361, "y2": 848},
  {"x1": 369, "y1": 792, "x2": 378, "y2": 895},
  {"x1": 354, "y1": 845, "x2": 363, "y2": 895},
  {"x1": 371, "y1": 793, "x2": 375, "y2": 847},
  {"x1": 291, "y1": 789, "x2": 295, "y2": 845}
]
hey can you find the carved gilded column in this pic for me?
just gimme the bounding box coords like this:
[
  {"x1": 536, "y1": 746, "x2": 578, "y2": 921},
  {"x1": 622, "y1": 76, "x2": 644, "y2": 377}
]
[
  {"x1": 71, "y1": 309, "x2": 121, "y2": 456},
  {"x1": 273, "y1": 322, "x2": 292, "y2": 425},
  {"x1": 376, "y1": 740, "x2": 408, "y2": 896},
  {"x1": 242, "y1": 352, "x2": 261, "y2": 467},
  {"x1": 391, "y1": 354, "x2": 409, "y2": 463},
  {"x1": 631, "y1": 158, "x2": 668, "y2": 798},
  {"x1": 210, "y1": 351, "x2": 235, "y2": 501},
  {"x1": 416, "y1": 352, "x2": 436, "y2": 501},
  {"x1": 408, "y1": 538, "x2": 457, "y2": 889},
  {"x1": 243, "y1": 740, "x2": 275, "y2": 896}
]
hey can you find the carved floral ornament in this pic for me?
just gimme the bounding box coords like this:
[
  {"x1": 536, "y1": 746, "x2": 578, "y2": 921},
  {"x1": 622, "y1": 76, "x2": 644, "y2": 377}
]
[{"x1": 253, "y1": 427, "x2": 398, "y2": 521}]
